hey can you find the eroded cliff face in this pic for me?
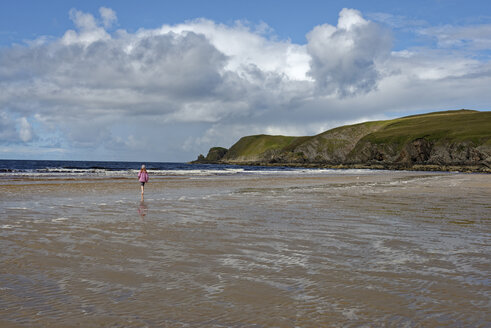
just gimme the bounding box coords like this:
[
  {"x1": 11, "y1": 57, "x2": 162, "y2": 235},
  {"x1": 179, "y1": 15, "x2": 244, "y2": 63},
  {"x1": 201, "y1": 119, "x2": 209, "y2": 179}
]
[
  {"x1": 347, "y1": 139, "x2": 491, "y2": 168},
  {"x1": 280, "y1": 122, "x2": 386, "y2": 164}
]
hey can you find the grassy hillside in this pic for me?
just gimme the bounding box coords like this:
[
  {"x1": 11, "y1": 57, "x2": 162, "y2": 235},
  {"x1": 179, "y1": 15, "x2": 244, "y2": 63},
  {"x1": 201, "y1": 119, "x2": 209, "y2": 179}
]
[
  {"x1": 195, "y1": 109, "x2": 491, "y2": 171},
  {"x1": 359, "y1": 110, "x2": 490, "y2": 146},
  {"x1": 223, "y1": 135, "x2": 310, "y2": 161}
]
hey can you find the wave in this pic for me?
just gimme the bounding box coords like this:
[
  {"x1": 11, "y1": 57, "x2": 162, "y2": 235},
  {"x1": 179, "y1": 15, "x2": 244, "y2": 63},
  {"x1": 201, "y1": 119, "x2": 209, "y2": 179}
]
[{"x1": 0, "y1": 168, "x2": 380, "y2": 178}]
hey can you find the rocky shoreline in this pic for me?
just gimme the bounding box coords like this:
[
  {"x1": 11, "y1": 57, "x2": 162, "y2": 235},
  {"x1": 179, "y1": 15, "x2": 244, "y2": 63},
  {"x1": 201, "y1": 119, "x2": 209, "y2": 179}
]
[{"x1": 191, "y1": 158, "x2": 491, "y2": 173}]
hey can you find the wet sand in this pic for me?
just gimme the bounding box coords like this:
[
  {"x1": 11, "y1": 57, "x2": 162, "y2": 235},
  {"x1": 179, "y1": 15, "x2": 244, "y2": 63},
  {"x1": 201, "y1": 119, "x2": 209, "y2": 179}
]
[{"x1": 1, "y1": 171, "x2": 490, "y2": 327}]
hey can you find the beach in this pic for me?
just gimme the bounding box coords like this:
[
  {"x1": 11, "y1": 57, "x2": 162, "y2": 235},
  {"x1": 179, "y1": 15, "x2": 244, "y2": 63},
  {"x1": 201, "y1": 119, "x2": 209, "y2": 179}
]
[{"x1": 1, "y1": 169, "x2": 490, "y2": 327}]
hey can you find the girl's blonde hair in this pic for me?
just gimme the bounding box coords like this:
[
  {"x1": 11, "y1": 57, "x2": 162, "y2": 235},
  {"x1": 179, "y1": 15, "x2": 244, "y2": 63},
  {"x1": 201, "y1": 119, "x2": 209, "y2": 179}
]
[{"x1": 140, "y1": 164, "x2": 147, "y2": 172}]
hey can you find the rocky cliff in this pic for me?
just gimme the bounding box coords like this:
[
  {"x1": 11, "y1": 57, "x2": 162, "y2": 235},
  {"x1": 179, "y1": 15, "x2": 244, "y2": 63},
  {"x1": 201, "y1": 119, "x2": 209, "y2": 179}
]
[
  {"x1": 195, "y1": 147, "x2": 228, "y2": 163},
  {"x1": 192, "y1": 110, "x2": 491, "y2": 172}
]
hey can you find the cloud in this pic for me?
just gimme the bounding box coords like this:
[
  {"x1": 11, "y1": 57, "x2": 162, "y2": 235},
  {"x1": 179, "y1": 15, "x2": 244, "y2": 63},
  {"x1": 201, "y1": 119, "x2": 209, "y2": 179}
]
[
  {"x1": 368, "y1": 12, "x2": 427, "y2": 29},
  {"x1": 63, "y1": 8, "x2": 111, "y2": 45},
  {"x1": 419, "y1": 24, "x2": 491, "y2": 51},
  {"x1": 99, "y1": 7, "x2": 117, "y2": 28},
  {"x1": 18, "y1": 117, "x2": 33, "y2": 142},
  {"x1": 0, "y1": 112, "x2": 34, "y2": 144},
  {"x1": 0, "y1": 7, "x2": 490, "y2": 161},
  {"x1": 306, "y1": 8, "x2": 392, "y2": 96},
  {"x1": 158, "y1": 18, "x2": 311, "y2": 81},
  {"x1": 0, "y1": 112, "x2": 19, "y2": 143}
]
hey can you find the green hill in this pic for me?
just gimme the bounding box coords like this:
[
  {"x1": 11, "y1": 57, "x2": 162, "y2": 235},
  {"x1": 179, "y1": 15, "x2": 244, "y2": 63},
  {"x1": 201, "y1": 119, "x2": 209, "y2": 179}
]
[
  {"x1": 222, "y1": 135, "x2": 311, "y2": 162},
  {"x1": 359, "y1": 110, "x2": 490, "y2": 145},
  {"x1": 193, "y1": 110, "x2": 491, "y2": 172}
]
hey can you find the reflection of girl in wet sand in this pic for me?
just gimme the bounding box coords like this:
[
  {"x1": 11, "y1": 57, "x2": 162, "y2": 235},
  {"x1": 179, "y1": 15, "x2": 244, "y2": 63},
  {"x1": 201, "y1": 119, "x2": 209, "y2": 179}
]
[
  {"x1": 138, "y1": 201, "x2": 148, "y2": 219},
  {"x1": 138, "y1": 164, "x2": 149, "y2": 200}
]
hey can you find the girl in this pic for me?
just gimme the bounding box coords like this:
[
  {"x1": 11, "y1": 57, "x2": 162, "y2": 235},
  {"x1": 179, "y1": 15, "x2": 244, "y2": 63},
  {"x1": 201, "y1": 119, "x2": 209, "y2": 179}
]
[{"x1": 138, "y1": 164, "x2": 149, "y2": 200}]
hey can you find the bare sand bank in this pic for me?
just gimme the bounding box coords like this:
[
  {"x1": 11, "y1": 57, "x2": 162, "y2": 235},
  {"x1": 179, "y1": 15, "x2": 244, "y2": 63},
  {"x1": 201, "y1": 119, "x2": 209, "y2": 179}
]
[{"x1": 1, "y1": 171, "x2": 490, "y2": 326}]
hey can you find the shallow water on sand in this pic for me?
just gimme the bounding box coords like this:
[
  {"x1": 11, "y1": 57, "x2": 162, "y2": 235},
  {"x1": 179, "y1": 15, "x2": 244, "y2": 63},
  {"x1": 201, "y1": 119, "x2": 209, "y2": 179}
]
[{"x1": 0, "y1": 171, "x2": 490, "y2": 327}]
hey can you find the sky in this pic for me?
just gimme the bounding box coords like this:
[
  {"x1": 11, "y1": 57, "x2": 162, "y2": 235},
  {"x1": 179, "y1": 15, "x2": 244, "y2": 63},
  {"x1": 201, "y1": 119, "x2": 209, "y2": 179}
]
[{"x1": 1, "y1": 0, "x2": 490, "y2": 162}]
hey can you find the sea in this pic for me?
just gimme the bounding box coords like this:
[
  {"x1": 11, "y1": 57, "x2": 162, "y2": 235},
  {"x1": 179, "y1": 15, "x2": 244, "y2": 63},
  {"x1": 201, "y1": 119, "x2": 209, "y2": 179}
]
[
  {"x1": 1, "y1": 159, "x2": 490, "y2": 327},
  {"x1": 0, "y1": 159, "x2": 342, "y2": 178}
]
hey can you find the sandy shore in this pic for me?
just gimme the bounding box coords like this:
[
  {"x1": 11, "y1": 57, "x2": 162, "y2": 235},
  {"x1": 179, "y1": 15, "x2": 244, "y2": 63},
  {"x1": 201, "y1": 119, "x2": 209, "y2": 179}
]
[{"x1": 1, "y1": 171, "x2": 490, "y2": 326}]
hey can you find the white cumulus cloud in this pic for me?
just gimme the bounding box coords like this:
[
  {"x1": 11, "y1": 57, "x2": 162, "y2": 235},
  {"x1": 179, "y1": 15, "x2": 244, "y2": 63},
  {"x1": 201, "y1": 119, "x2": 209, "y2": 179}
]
[
  {"x1": 62, "y1": 8, "x2": 112, "y2": 45},
  {"x1": 306, "y1": 8, "x2": 392, "y2": 96},
  {"x1": 99, "y1": 7, "x2": 117, "y2": 28},
  {"x1": 158, "y1": 19, "x2": 311, "y2": 81}
]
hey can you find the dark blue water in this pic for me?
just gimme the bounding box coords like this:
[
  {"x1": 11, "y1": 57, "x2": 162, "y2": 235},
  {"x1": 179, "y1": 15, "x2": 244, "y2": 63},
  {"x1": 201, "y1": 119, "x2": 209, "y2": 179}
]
[
  {"x1": 0, "y1": 159, "x2": 302, "y2": 177},
  {"x1": 0, "y1": 159, "x2": 220, "y2": 172}
]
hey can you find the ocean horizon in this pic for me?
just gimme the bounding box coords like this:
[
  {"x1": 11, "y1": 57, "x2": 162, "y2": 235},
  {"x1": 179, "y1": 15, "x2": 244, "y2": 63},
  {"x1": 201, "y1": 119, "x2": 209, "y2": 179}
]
[{"x1": 0, "y1": 159, "x2": 382, "y2": 178}]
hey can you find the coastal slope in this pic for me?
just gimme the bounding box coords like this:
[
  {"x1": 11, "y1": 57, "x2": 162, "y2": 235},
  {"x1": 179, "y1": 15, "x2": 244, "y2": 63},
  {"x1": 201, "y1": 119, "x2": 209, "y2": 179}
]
[{"x1": 193, "y1": 110, "x2": 491, "y2": 172}]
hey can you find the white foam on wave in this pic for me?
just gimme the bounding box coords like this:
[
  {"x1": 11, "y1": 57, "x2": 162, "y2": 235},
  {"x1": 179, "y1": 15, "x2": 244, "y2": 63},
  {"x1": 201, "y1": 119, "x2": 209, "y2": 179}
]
[
  {"x1": 0, "y1": 169, "x2": 125, "y2": 178},
  {"x1": 52, "y1": 217, "x2": 69, "y2": 222},
  {"x1": 149, "y1": 168, "x2": 246, "y2": 176},
  {"x1": 243, "y1": 168, "x2": 382, "y2": 176}
]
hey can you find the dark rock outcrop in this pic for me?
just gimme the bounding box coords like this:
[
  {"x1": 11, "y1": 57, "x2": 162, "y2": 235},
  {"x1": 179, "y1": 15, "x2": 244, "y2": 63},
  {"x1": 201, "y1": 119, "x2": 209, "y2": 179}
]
[{"x1": 193, "y1": 147, "x2": 228, "y2": 163}]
